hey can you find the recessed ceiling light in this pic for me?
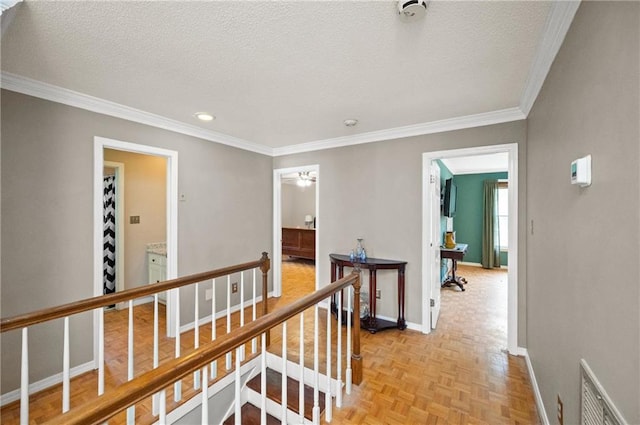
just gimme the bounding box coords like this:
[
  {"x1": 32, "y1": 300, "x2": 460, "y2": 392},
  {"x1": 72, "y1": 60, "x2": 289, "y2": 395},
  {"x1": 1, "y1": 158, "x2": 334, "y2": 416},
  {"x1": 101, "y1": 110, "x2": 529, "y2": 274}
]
[
  {"x1": 344, "y1": 119, "x2": 358, "y2": 127},
  {"x1": 194, "y1": 112, "x2": 215, "y2": 122}
]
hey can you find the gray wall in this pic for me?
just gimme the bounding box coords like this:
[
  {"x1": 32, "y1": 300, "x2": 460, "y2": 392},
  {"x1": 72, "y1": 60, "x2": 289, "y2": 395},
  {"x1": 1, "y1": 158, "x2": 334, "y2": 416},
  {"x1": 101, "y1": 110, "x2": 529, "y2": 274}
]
[
  {"x1": 526, "y1": 2, "x2": 639, "y2": 424},
  {"x1": 281, "y1": 182, "x2": 316, "y2": 228},
  {"x1": 1, "y1": 90, "x2": 272, "y2": 393},
  {"x1": 273, "y1": 120, "x2": 527, "y2": 338}
]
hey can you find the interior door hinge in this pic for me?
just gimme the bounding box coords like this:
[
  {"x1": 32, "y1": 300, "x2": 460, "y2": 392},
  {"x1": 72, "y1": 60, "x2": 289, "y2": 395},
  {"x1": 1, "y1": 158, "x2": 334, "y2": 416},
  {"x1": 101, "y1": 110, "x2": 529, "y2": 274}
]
[
  {"x1": 430, "y1": 175, "x2": 436, "y2": 184},
  {"x1": 430, "y1": 299, "x2": 435, "y2": 307}
]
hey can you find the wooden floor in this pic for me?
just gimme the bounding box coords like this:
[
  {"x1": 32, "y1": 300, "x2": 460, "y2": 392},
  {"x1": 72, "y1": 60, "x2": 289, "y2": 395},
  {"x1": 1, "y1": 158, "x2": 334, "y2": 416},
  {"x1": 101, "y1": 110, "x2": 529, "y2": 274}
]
[{"x1": 1, "y1": 260, "x2": 540, "y2": 424}]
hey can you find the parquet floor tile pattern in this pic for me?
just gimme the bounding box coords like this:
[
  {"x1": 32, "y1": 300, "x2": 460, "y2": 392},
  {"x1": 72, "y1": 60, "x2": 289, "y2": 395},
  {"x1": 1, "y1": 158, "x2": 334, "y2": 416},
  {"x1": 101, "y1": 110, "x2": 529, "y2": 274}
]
[{"x1": 1, "y1": 259, "x2": 540, "y2": 424}]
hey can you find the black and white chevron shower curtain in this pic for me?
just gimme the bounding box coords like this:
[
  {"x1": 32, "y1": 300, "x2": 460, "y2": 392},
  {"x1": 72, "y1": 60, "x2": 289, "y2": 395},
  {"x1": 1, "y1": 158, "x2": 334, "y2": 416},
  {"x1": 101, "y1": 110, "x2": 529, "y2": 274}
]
[{"x1": 103, "y1": 175, "x2": 116, "y2": 296}]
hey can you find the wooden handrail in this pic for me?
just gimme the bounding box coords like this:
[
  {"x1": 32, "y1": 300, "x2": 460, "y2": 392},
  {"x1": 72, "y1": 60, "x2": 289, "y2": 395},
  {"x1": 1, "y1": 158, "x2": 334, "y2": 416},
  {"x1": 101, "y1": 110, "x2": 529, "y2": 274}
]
[
  {"x1": 0, "y1": 252, "x2": 270, "y2": 333},
  {"x1": 44, "y1": 271, "x2": 362, "y2": 425}
]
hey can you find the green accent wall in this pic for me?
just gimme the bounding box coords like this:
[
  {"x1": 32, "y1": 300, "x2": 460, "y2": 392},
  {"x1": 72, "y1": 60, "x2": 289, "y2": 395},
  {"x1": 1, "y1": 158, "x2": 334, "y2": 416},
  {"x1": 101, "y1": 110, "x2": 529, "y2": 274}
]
[
  {"x1": 452, "y1": 172, "x2": 508, "y2": 266},
  {"x1": 435, "y1": 160, "x2": 453, "y2": 280}
]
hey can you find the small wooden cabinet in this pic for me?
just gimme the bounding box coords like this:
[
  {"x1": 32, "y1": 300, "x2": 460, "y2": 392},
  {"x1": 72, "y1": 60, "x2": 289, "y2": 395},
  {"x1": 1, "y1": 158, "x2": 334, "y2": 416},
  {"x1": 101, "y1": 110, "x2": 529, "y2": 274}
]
[
  {"x1": 148, "y1": 252, "x2": 167, "y2": 303},
  {"x1": 282, "y1": 227, "x2": 315, "y2": 260}
]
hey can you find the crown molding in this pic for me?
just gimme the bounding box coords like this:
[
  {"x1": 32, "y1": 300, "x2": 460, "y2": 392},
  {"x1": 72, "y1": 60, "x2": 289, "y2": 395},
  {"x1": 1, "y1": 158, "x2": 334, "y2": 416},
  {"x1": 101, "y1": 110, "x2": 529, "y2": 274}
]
[
  {"x1": 272, "y1": 107, "x2": 525, "y2": 157},
  {"x1": 0, "y1": 72, "x2": 272, "y2": 156},
  {"x1": 519, "y1": 1, "x2": 581, "y2": 116}
]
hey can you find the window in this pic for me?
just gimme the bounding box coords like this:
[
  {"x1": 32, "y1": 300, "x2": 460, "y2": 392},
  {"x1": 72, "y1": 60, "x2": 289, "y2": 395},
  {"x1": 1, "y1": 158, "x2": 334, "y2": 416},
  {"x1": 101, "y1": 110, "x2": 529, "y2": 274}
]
[{"x1": 497, "y1": 183, "x2": 508, "y2": 250}]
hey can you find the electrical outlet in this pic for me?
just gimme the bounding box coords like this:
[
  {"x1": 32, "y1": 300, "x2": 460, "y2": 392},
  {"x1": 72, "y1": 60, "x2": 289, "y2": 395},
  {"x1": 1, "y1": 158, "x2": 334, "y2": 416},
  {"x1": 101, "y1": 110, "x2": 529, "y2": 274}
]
[
  {"x1": 205, "y1": 288, "x2": 213, "y2": 300},
  {"x1": 129, "y1": 215, "x2": 140, "y2": 224},
  {"x1": 232, "y1": 282, "x2": 238, "y2": 293},
  {"x1": 557, "y1": 394, "x2": 563, "y2": 425},
  {"x1": 376, "y1": 289, "x2": 381, "y2": 299}
]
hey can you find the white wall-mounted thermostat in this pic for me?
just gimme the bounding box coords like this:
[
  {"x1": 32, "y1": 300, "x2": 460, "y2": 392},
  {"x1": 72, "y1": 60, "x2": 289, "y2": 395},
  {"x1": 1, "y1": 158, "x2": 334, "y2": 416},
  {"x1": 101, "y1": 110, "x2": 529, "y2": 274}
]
[{"x1": 571, "y1": 155, "x2": 591, "y2": 187}]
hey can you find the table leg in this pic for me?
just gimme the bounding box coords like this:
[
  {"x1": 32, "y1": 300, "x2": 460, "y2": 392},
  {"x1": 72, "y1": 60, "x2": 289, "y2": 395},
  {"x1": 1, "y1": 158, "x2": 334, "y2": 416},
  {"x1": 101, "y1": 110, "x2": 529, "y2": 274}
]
[
  {"x1": 397, "y1": 267, "x2": 406, "y2": 329},
  {"x1": 368, "y1": 269, "x2": 377, "y2": 332}
]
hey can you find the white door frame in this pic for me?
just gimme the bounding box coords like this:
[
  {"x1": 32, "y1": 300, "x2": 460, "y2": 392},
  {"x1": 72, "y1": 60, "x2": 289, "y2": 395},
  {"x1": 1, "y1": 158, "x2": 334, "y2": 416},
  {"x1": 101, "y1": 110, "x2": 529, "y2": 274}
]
[
  {"x1": 422, "y1": 143, "x2": 519, "y2": 354},
  {"x1": 103, "y1": 161, "x2": 126, "y2": 307},
  {"x1": 272, "y1": 165, "x2": 320, "y2": 297},
  {"x1": 93, "y1": 136, "x2": 179, "y2": 365}
]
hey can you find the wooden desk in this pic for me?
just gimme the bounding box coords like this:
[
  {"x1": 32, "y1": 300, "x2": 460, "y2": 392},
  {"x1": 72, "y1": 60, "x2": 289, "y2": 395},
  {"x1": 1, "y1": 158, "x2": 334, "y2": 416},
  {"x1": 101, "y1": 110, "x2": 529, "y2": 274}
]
[
  {"x1": 330, "y1": 253, "x2": 407, "y2": 333},
  {"x1": 440, "y1": 243, "x2": 468, "y2": 291}
]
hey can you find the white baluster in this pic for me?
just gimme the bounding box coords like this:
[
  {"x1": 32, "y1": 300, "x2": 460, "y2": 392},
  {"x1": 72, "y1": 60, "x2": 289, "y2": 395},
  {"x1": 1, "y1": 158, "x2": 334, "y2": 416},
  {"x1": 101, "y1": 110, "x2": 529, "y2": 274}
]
[
  {"x1": 281, "y1": 321, "x2": 287, "y2": 425},
  {"x1": 174, "y1": 288, "x2": 182, "y2": 402},
  {"x1": 313, "y1": 305, "x2": 320, "y2": 425},
  {"x1": 325, "y1": 296, "x2": 333, "y2": 422},
  {"x1": 159, "y1": 389, "x2": 166, "y2": 424},
  {"x1": 194, "y1": 282, "x2": 201, "y2": 390},
  {"x1": 235, "y1": 347, "x2": 241, "y2": 424},
  {"x1": 127, "y1": 300, "x2": 135, "y2": 424},
  {"x1": 226, "y1": 276, "x2": 232, "y2": 370},
  {"x1": 336, "y1": 291, "x2": 343, "y2": 408},
  {"x1": 252, "y1": 268, "x2": 257, "y2": 354},
  {"x1": 152, "y1": 294, "x2": 160, "y2": 416},
  {"x1": 62, "y1": 316, "x2": 70, "y2": 413},
  {"x1": 210, "y1": 278, "x2": 217, "y2": 381},
  {"x1": 346, "y1": 286, "x2": 352, "y2": 395},
  {"x1": 240, "y1": 271, "x2": 245, "y2": 361},
  {"x1": 20, "y1": 327, "x2": 29, "y2": 425},
  {"x1": 261, "y1": 333, "x2": 267, "y2": 425},
  {"x1": 201, "y1": 365, "x2": 208, "y2": 425},
  {"x1": 98, "y1": 307, "x2": 104, "y2": 395},
  {"x1": 299, "y1": 312, "x2": 305, "y2": 422}
]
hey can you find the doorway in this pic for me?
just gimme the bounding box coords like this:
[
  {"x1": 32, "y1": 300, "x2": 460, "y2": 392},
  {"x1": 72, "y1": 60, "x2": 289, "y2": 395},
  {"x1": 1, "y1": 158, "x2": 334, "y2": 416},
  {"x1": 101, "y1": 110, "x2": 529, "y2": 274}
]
[
  {"x1": 422, "y1": 143, "x2": 519, "y2": 354},
  {"x1": 93, "y1": 136, "x2": 179, "y2": 354},
  {"x1": 272, "y1": 165, "x2": 319, "y2": 298}
]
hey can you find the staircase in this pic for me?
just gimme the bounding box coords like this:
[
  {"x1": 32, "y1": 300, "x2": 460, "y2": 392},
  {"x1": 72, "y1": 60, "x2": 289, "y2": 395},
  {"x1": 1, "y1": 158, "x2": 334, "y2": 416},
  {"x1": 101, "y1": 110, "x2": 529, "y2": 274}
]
[
  {"x1": 1, "y1": 253, "x2": 363, "y2": 425},
  {"x1": 221, "y1": 352, "x2": 333, "y2": 424}
]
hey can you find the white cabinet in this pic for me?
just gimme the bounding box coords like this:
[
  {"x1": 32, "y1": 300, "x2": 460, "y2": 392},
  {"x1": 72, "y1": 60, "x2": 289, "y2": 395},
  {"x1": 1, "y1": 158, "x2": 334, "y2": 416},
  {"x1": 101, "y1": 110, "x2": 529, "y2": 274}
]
[{"x1": 148, "y1": 252, "x2": 167, "y2": 304}]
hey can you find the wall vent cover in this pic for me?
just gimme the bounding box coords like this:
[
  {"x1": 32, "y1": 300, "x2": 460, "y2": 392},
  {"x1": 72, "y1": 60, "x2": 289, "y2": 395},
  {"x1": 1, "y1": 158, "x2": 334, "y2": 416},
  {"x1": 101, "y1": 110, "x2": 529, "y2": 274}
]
[{"x1": 581, "y1": 359, "x2": 626, "y2": 425}]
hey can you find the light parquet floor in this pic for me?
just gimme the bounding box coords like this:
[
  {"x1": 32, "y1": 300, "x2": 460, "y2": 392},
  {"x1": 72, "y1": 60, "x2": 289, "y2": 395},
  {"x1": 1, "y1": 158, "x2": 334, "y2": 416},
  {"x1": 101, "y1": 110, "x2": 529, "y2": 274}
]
[{"x1": 1, "y1": 260, "x2": 540, "y2": 424}]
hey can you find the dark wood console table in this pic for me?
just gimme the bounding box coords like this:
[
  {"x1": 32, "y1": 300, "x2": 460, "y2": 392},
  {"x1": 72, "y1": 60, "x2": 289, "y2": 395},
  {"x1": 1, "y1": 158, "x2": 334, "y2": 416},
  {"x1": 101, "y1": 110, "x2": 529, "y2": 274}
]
[
  {"x1": 329, "y1": 253, "x2": 407, "y2": 333},
  {"x1": 440, "y1": 243, "x2": 468, "y2": 291}
]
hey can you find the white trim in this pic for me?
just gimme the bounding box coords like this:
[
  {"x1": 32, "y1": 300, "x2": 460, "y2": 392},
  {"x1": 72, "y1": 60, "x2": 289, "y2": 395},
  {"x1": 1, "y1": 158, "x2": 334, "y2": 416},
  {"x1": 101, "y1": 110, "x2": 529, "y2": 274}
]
[
  {"x1": 373, "y1": 314, "x2": 421, "y2": 332},
  {"x1": 458, "y1": 261, "x2": 483, "y2": 267},
  {"x1": 519, "y1": 1, "x2": 581, "y2": 116},
  {"x1": 273, "y1": 108, "x2": 525, "y2": 156},
  {"x1": 0, "y1": 361, "x2": 94, "y2": 407},
  {"x1": 522, "y1": 348, "x2": 550, "y2": 425},
  {"x1": 94, "y1": 136, "x2": 179, "y2": 373},
  {"x1": 1, "y1": 72, "x2": 271, "y2": 156},
  {"x1": 422, "y1": 143, "x2": 519, "y2": 354},
  {"x1": 178, "y1": 292, "x2": 274, "y2": 334},
  {"x1": 272, "y1": 165, "x2": 320, "y2": 298}
]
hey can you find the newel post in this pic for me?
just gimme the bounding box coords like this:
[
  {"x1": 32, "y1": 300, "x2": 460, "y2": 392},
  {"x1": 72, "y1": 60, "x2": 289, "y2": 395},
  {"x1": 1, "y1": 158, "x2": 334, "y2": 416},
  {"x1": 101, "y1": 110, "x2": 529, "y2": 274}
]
[
  {"x1": 260, "y1": 252, "x2": 271, "y2": 346},
  {"x1": 352, "y1": 268, "x2": 363, "y2": 385}
]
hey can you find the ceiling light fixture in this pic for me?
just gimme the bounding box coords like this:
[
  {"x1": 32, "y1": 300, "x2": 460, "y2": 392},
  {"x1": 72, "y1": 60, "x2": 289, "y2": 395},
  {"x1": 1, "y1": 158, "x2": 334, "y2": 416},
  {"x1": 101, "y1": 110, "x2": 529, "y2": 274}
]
[
  {"x1": 297, "y1": 171, "x2": 313, "y2": 187},
  {"x1": 398, "y1": 0, "x2": 429, "y2": 22},
  {"x1": 344, "y1": 119, "x2": 358, "y2": 127},
  {"x1": 194, "y1": 112, "x2": 215, "y2": 122}
]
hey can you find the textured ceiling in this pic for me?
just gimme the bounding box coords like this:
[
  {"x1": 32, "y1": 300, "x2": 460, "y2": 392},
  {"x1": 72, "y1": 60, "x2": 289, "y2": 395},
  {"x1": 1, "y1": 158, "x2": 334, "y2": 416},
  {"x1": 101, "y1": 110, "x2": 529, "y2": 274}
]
[{"x1": 1, "y1": 1, "x2": 552, "y2": 149}]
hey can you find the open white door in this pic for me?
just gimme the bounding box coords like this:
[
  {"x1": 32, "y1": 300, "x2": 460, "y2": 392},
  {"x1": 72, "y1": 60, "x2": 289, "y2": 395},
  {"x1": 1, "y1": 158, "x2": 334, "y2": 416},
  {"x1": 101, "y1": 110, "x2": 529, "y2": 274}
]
[{"x1": 430, "y1": 162, "x2": 442, "y2": 328}]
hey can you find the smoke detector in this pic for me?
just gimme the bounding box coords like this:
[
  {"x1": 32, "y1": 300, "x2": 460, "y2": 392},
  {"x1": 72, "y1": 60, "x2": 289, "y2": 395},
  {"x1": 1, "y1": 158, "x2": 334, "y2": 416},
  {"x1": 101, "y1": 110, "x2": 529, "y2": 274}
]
[{"x1": 398, "y1": 0, "x2": 429, "y2": 22}]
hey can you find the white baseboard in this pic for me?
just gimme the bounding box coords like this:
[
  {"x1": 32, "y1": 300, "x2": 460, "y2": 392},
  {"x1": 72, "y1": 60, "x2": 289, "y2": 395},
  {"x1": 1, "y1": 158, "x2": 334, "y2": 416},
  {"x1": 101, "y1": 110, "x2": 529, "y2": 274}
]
[
  {"x1": 0, "y1": 361, "x2": 95, "y2": 407},
  {"x1": 520, "y1": 347, "x2": 550, "y2": 425},
  {"x1": 374, "y1": 313, "x2": 421, "y2": 332},
  {"x1": 179, "y1": 291, "x2": 274, "y2": 334},
  {"x1": 458, "y1": 261, "x2": 482, "y2": 267}
]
